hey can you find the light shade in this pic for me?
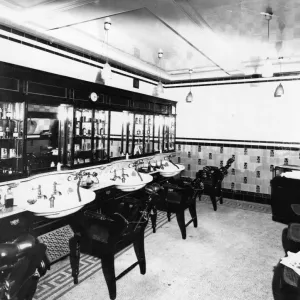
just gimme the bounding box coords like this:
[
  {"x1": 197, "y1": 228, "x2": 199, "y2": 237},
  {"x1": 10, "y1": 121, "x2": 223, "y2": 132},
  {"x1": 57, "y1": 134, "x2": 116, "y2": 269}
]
[
  {"x1": 186, "y1": 91, "x2": 193, "y2": 103},
  {"x1": 274, "y1": 83, "x2": 284, "y2": 97},
  {"x1": 102, "y1": 62, "x2": 112, "y2": 82},
  {"x1": 261, "y1": 58, "x2": 273, "y2": 78},
  {"x1": 157, "y1": 81, "x2": 164, "y2": 94}
]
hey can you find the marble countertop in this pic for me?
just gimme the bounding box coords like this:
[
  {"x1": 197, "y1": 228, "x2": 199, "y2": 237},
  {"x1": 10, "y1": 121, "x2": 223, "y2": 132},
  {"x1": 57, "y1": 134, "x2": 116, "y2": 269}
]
[{"x1": 0, "y1": 169, "x2": 161, "y2": 219}]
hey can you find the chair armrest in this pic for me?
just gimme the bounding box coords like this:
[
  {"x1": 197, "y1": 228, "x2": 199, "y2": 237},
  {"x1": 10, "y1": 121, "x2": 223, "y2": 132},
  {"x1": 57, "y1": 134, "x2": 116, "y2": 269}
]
[{"x1": 291, "y1": 204, "x2": 300, "y2": 216}]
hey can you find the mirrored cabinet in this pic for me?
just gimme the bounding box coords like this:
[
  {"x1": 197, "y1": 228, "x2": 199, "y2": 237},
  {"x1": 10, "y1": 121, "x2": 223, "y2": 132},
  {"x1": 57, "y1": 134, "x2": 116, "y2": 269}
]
[{"x1": 0, "y1": 62, "x2": 176, "y2": 182}]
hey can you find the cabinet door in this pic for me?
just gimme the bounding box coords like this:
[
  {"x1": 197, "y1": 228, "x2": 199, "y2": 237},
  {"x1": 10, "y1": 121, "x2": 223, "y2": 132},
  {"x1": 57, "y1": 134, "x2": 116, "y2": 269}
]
[
  {"x1": 154, "y1": 115, "x2": 164, "y2": 153},
  {"x1": 132, "y1": 113, "x2": 144, "y2": 156},
  {"x1": 93, "y1": 109, "x2": 109, "y2": 162},
  {"x1": 26, "y1": 102, "x2": 73, "y2": 171},
  {"x1": 144, "y1": 114, "x2": 154, "y2": 154},
  {"x1": 0, "y1": 100, "x2": 24, "y2": 180},
  {"x1": 110, "y1": 111, "x2": 127, "y2": 158},
  {"x1": 73, "y1": 108, "x2": 93, "y2": 165},
  {"x1": 271, "y1": 177, "x2": 300, "y2": 223}
]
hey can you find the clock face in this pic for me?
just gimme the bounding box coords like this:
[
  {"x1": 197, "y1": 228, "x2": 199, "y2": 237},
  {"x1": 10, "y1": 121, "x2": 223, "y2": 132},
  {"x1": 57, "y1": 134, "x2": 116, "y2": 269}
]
[{"x1": 90, "y1": 92, "x2": 98, "y2": 102}]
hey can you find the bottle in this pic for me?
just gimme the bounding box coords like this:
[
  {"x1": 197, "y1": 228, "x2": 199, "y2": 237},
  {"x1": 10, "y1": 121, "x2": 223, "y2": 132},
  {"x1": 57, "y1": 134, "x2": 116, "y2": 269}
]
[
  {"x1": 4, "y1": 187, "x2": 14, "y2": 210},
  {"x1": 5, "y1": 125, "x2": 10, "y2": 139},
  {"x1": 0, "y1": 126, "x2": 4, "y2": 139},
  {"x1": 13, "y1": 127, "x2": 19, "y2": 138},
  {"x1": 57, "y1": 162, "x2": 61, "y2": 171}
]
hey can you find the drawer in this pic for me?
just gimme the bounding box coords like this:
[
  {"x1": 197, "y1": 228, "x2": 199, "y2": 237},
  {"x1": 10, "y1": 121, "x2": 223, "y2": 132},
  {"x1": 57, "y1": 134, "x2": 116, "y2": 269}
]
[{"x1": 0, "y1": 211, "x2": 34, "y2": 242}]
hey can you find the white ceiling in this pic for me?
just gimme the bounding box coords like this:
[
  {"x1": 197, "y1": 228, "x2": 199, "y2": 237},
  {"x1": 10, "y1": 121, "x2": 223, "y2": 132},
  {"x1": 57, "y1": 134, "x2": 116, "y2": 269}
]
[{"x1": 0, "y1": 0, "x2": 299, "y2": 82}]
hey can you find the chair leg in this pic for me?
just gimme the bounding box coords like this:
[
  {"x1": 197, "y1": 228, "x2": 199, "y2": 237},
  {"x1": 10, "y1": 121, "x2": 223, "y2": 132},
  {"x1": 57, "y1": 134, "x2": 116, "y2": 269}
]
[
  {"x1": 176, "y1": 211, "x2": 186, "y2": 239},
  {"x1": 167, "y1": 211, "x2": 171, "y2": 222},
  {"x1": 133, "y1": 228, "x2": 146, "y2": 275},
  {"x1": 101, "y1": 252, "x2": 117, "y2": 300},
  {"x1": 150, "y1": 207, "x2": 157, "y2": 233},
  {"x1": 219, "y1": 195, "x2": 223, "y2": 204},
  {"x1": 69, "y1": 233, "x2": 81, "y2": 284},
  {"x1": 210, "y1": 194, "x2": 217, "y2": 211},
  {"x1": 189, "y1": 200, "x2": 198, "y2": 228}
]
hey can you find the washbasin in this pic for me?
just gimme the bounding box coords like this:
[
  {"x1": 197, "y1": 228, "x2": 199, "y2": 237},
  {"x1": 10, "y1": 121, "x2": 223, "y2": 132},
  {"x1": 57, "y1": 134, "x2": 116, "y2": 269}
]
[
  {"x1": 105, "y1": 170, "x2": 153, "y2": 192},
  {"x1": 14, "y1": 182, "x2": 96, "y2": 218},
  {"x1": 158, "y1": 163, "x2": 185, "y2": 177}
]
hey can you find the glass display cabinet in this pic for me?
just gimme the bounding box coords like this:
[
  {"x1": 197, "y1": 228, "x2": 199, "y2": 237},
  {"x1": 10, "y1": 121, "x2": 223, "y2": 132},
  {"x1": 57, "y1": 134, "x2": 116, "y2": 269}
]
[
  {"x1": 72, "y1": 107, "x2": 109, "y2": 165},
  {"x1": 0, "y1": 101, "x2": 24, "y2": 179},
  {"x1": 154, "y1": 115, "x2": 164, "y2": 153},
  {"x1": 94, "y1": 109, "x2": 109, "y2": 162},
  {"x1": 26, "y1": 102, "x2": 60, "y2": 172},
  {"x1": 144, "y1": 114, "x2": 154, "y2": 154},
  {"x1": 164, "y1": 115, "x2": 176, "y2": 152},
  {"x1": 110, "y1": 111, "x2": 126, "y2": 159},
  {"x1": 132, "y1": 113, "x2": 144, "y2": 156}
]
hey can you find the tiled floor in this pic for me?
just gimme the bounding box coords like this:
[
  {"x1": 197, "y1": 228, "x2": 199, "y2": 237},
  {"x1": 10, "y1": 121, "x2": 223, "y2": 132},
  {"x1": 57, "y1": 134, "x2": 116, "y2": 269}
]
[{"x1": 35, "y1": 198, "x2": 291, "y2": 300}]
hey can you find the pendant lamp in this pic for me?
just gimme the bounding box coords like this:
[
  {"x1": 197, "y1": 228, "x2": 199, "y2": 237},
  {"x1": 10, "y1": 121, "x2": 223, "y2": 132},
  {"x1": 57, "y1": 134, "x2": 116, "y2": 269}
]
[
  {"x1": 261, "y1": 12, "x2": 273, "y2": 78},
  {"x1": 274, "y1": 57, "x2": 284, "y2": 97},
  {"x1": 102, "y1": 17, "x2": 112, "y2": 82},
  {"x1": 155, "y1": 49, "x2": 164, "y2": 95},
  {"x1": 186, "y1": 69, "x2": 193, "y2": 103}
]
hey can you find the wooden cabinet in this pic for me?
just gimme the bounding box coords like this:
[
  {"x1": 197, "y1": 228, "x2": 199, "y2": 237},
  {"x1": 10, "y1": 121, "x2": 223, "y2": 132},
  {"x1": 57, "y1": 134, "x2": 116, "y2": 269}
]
[
  {"x1": 0, "y1": 62, "x2": 177, "y2": 181},
  {"x1": 271, "y1": 165, "x2": 300, "y2": 224}
]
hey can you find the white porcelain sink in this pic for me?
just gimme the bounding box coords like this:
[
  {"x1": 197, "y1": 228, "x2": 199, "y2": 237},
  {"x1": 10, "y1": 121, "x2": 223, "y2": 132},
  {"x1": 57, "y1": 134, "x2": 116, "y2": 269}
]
[
  {"x1": 158, "y1": 163, "x2": 185, "y2": 177},
  {"x1": 105, "y1": 170, "x2": 153, "y2": 192},
  {"x1": 14, "y1": 183, "x2": 95, "y2": 218}
]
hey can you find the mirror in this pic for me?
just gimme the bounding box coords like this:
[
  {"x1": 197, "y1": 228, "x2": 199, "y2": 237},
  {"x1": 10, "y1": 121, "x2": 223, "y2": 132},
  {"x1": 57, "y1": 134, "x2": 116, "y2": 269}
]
[
  {"x1": 144, "y1": 114, "x2": 154, "y2": 154},
  {"x1": 133, "y1": 113, "x2": 144, "y2": 155},
  {"x1": 26, "y1": 103, "x2": 60, "y2": 171},
  {"x1": 93, "y1": 109, "x2": 109, "y2": 162},
  {"x1": 110, "y1": 111, "x2": 127, "y2": 158},
  {"x1": 154, "y1": 115, "x2": 164, "y2": 152}
]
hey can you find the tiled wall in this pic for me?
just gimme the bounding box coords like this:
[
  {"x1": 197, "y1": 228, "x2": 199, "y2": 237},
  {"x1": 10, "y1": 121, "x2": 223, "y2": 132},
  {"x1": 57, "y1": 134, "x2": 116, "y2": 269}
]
[{"x1": 174, "y1": 139, "x2": 300, "y2": 204}]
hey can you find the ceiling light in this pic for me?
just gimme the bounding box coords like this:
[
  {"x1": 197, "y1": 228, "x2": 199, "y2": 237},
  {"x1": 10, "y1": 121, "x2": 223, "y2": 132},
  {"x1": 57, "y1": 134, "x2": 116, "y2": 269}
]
[
  {"x1": 104, "y1": 17, "x2": 111, "y2": 31},
  {"x1": 102, "y1": 17, "x2": 112, "y2": 83},
  {"x1": 261, "y1": 10, "x2": 273, "y2": 78},
  {"x1": 186, "y1": 69, "x2": 193, "y2": 103},
  {"x1": 154, "y1": 49, "x2": 164, "y2": 95},
  {"x1": 274, "y1": 83, "x2": 284, "y2": 97},
  {"x1": 274, "y1": 57, "x2": 284, "y2": 97}
]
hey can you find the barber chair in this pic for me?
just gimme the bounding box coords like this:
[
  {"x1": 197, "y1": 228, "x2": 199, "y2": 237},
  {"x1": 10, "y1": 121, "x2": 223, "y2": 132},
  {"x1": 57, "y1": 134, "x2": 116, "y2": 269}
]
[
  {"x1": 196, "y1": 158, "x2": 235, "y2": 211},
  {"x1": 147, "y1": 180, "x2": 197, "y2": 240},
  {"x1": 69, "y1": 194, "x2": 155, "y2": 300},
  {"x1": 0, "y1": 234, "x2": 48, "y2": 300}
]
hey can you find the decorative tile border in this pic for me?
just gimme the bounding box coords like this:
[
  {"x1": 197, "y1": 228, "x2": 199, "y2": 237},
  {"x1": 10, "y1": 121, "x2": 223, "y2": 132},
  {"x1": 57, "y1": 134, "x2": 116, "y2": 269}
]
[{"x1": 174, "y1": 138, "x2": 300, "y2": 204}]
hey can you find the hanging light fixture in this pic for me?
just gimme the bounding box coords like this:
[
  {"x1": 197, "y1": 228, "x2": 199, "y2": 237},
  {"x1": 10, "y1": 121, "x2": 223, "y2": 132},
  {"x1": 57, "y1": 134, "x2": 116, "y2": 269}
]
[
  {"x1": 156, "y1": 48, "x2": 164, "y2": 94},
  {"x1": 274, "y1": 57, "x2": 284, "y2": 97},
  {"x1": 102, "y1": 17, "x2": 112, "y2": 82},
  {"x1": 186, "y1": 69, "x2": 193, "y2": 103},
  {"x1": 261, "y1": 11, "x2": 273, "y2": 78}
]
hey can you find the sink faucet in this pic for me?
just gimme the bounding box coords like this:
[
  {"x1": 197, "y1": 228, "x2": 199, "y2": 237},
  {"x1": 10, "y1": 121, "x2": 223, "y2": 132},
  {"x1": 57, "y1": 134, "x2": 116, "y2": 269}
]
[
  {"x1": 110, "y1": 169, "x2": 121, "y2": 181},
  {"x1": 53, "y1": 181, "x2": 62, "y2": 196},
  {"x1": 121, "y1": 168, "x2": 129, "y2": 183},
  {"x1": 129, "y1": 160, "x2": 144, "y2": 181},
  {"x1": 36, "y1": 185, "x2": 47, "y2": 200},
  {"x1": 164, "y1": 154, "x2": 179, "y2": 169}
]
